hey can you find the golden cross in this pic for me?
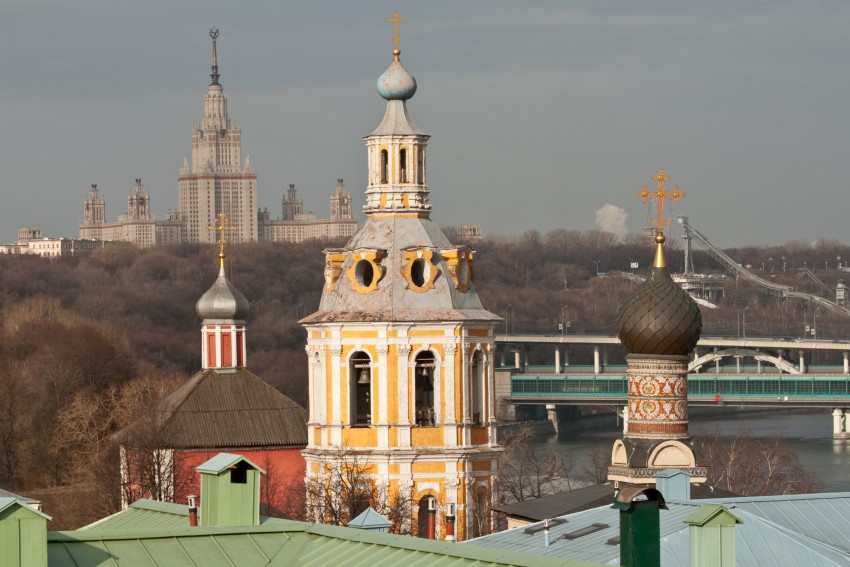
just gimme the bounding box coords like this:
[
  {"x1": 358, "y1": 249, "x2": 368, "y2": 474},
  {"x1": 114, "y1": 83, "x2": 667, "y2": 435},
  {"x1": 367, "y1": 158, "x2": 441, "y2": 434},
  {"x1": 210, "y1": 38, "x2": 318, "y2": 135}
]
[
  {"x1": 636, "y1": 168, "x2": 685, "y2": 237},
  {"x1": 386, "y1": 11, "x2": 407, "y2": 51},
  {"x1": 208, "y1": 212, "x2": 236, "y2": 268}
]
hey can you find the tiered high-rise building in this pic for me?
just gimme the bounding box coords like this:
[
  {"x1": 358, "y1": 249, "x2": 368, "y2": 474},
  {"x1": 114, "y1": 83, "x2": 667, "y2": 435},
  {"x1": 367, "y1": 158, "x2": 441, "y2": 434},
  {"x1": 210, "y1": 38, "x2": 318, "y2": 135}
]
[
  {"x1": 178, "y1": 28, "x2": 258, "y2": 244},
  {"x1": 301, "y1": 30, "x2": 501, "y2": 541},
  {"x1": 73, "y1": 29, "x2": 355, "y2": 249}
]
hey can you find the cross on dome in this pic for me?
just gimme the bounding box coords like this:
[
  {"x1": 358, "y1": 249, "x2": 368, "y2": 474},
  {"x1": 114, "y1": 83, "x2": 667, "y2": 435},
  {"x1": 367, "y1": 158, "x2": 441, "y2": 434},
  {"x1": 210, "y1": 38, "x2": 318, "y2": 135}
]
[
  {"x1": 209, "y1": 212, "x2": 236, "y2": 268},
  {"x1": 386, "y1": 11, "x2": 408, "y2": 57},
  {"x1": 637, "y1": 168, "x2": 685, "y2": 239}
]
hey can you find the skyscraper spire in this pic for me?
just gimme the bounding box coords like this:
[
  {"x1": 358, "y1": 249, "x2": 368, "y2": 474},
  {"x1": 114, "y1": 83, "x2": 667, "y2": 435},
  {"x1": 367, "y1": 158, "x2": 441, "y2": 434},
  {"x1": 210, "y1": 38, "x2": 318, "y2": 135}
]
[{"x1": 209, "y1": 27, "x2": 220, "y2": 85}]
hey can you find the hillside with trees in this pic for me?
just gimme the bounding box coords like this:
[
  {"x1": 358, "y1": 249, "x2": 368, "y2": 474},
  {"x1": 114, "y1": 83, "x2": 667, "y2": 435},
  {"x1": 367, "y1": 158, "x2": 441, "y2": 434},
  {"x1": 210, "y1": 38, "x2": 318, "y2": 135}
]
[{"x1": 0, "y1": 229, "x2": 844, "y2": 526}]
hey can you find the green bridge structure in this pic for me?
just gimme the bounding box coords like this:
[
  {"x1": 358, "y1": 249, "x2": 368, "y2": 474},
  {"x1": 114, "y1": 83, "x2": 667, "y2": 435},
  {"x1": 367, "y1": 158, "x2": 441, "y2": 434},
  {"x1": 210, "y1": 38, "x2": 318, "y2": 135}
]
[{"x1": 494, "y1": 334, "x2": 850, "y2": 438}]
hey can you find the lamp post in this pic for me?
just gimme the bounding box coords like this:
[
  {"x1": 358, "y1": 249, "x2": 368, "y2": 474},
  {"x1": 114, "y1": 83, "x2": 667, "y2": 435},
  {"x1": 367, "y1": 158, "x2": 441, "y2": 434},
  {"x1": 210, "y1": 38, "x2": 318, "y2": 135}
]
[
  {"x1": 561, "y1": 304, "x2": 569, "y2": 336},
  {"x1": 505, "y1": 303, "x2": 512, "y2": 336}
]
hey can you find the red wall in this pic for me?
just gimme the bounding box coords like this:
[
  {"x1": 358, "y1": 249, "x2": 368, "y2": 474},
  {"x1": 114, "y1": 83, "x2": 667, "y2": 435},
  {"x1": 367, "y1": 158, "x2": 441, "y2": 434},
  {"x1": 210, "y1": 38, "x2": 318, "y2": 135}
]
[
  {"x1": 176, "y1": 448, "x2": 305, "y2": 519},
  {"x1": 122, "y1": 446, "x2": 306, "y2": 520}
]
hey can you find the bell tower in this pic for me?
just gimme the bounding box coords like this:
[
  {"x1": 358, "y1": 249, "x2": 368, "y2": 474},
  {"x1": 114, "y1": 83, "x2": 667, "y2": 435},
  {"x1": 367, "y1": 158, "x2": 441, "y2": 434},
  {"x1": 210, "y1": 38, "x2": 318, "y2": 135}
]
[{"x1": 301, "y1": 15, "x2": 501, "y2": 541}]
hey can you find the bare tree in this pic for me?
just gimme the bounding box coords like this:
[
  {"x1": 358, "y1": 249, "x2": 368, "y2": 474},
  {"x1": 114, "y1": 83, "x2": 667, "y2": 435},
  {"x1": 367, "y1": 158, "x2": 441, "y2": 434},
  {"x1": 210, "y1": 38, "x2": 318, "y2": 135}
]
[
  {"x1": 305, "y1": 445, "x2": 412, "y2": 534},
  {"x1": 496, "y1": 426, "x2": 576, "y2": 504},
  {"x1": 694, "y1": 429, "x2": 821, "y2": 496}
]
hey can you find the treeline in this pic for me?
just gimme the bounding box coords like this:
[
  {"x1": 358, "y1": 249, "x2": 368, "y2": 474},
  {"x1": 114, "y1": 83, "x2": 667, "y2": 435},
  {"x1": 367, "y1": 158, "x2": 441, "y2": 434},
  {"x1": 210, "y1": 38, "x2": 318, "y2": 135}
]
[{"x1": 0, "y1": 229, "x2": 847, "y2": 526}]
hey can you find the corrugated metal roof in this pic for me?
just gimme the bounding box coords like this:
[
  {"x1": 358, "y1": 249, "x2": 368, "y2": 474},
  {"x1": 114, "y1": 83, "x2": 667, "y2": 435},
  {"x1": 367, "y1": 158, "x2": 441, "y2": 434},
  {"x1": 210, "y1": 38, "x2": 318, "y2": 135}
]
[
  {"x1": 78, "y1": 499, "x2": 287, "y2": 532},
  {"x1": 0, "y1": 497, "x2": 51, "y2": 520},
  {"x1": 47, "y1": 522, "x2": 605, "y2": 566},
  {"x1": 493, "y1": 483, "x2": 739, "y2": 522},
  {"x1": 119, "y1": 368, "x2": 307, "y2": 449},
  {"x1": 465, "y1": 494, "x2": 850, "y2": 567},
  {"x1": 197, "y1": 453, "x2": 265, "y2": 475}
]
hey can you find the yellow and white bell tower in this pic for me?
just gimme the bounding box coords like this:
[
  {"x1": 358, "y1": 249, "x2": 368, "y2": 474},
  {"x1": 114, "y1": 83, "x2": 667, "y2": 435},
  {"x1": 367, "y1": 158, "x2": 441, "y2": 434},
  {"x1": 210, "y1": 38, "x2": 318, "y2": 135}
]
[{"x1": 301, "y1": 15, "x2": 501, "y2": 541}]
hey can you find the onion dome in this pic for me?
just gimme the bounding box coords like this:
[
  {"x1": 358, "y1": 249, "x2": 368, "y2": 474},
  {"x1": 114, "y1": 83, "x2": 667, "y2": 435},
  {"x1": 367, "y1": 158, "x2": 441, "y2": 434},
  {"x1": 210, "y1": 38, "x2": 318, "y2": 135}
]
[
  {"x1": 196, "y1": 264, "x2": 250, "y2": 321},
  {"x1": 377, "y1": 49, "x2": 417, "y2": 100},
  {"x1": 617, "y1": 236, "x2": 702, "y2": 355}
]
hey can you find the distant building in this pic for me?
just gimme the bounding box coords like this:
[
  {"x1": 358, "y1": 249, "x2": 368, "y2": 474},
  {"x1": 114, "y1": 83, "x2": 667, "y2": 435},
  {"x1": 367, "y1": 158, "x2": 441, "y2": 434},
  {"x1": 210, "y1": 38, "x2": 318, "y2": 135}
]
[
  {"x1": 258, "y1": 180, "x2": 357, "y2": 243},
  {"x1": 79, "y1": 180, "x2": 185, "y2": 247},
  {"x1": 177, "y1": 28, "x2": 258, "y2": 244},
  {"x1": 0, "y1": 227, "x2": 109, "y2": 257}
]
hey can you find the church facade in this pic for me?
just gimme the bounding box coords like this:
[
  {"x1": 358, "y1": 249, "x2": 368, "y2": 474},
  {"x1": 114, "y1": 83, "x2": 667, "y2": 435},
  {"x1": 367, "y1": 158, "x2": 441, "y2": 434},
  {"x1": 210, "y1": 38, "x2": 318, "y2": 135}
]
[{"x1": 301, "y1": 34, "x2": 501, "y2": 541}]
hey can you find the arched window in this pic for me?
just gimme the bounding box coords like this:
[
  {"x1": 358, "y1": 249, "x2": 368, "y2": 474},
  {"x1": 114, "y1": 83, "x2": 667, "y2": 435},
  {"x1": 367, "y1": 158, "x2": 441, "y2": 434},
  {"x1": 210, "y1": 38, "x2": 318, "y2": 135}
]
[
  {"x1": 417, "y1": 496, "x2": 435, "y2": 538},
  {"x1": 350, "y1": 351, "x2": 372, "y2": 426},
  {"x1": 472, "y1": 491, "x2": 489, "y2": 537},
  {"x1": 414, "y1": 351, "x2": 436, "y2": 426},
  {"x1": 471, "y1": 351, "x2": 484, "y2": 425},
  {"x1": 380, "y1": 150, "x2": 389, "y2": 184},
  {"x1": 416, "y1": 148, "x2": 425, "y2": 184},
  {"x1": 399, "y1": 148, "x2": 408, "y2": 183}
]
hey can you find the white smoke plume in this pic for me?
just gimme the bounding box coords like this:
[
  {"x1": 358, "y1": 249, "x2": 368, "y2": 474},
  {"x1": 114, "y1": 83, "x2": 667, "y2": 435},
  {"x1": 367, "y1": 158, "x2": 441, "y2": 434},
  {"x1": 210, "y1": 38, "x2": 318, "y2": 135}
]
[{"x1": 595, "y1": 203, "x2": 629, "y2": 241}]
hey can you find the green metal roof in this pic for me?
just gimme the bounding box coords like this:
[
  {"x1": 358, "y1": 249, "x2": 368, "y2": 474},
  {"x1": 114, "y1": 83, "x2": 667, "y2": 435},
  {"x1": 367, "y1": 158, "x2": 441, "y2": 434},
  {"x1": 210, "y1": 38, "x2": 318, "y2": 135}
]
[
  {"x1": 683, "y1": 504, "x2": 743, "y2": 527},
  {"x1": 79, "y1": 499, "x2": 287, "y2": 532},
  {"x1": 196, "y1": 452, "x2": 265, "y2": 475},
  {"x1": 48, "y1": 521, "x2": 605, "y2": 566},
  {"x1": 0, "y1": 497, "x2": 51, "y2": 520}
]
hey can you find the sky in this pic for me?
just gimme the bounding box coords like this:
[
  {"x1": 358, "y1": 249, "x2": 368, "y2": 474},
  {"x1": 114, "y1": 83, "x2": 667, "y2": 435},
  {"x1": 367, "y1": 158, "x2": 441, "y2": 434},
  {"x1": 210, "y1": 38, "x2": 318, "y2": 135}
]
[{"x1": 2, "y1": 1, "x2": 850, "y2": 248}]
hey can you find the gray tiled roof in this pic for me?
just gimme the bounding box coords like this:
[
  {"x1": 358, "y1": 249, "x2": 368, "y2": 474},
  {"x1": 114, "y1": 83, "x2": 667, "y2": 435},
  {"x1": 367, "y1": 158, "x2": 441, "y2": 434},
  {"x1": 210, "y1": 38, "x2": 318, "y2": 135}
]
[{"x1": 120, "y1": 368, "x2": 307, "y2": 449}]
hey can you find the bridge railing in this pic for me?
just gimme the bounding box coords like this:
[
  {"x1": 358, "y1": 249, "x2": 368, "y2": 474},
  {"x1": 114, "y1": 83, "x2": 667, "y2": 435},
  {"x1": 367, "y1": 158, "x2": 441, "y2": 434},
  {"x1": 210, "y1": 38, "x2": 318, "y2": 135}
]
[{"x1": 510, "y1": 374, "x2": 850, "y2": 398}]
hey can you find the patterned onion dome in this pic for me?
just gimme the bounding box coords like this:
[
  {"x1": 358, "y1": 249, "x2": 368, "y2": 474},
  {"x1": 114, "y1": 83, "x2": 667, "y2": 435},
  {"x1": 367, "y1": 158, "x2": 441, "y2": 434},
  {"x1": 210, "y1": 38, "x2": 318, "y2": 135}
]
[
  {"x1": 377, "y1": 49, "x2": 417, "y2": 100},
  {"x1": 196, "y1": 267, "x2": 250, "y2": 321},
  {"x1": 617, "y1": 266, "x2": 702, "y2": 356}
]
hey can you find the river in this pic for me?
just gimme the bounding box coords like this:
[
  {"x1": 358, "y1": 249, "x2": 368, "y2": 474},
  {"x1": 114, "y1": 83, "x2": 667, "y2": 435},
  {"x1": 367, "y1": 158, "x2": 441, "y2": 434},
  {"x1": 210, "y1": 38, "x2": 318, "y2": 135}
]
[{"x1": 541, "y1": 410, "x2": 850, "y2": 492}]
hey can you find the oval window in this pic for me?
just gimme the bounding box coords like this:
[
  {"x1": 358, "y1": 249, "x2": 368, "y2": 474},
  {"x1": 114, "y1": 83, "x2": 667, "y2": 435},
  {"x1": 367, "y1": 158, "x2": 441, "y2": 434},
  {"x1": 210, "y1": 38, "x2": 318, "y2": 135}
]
[
  {"x1": 355, "y1": 259, "x2": 374, "y2": 287},
  {"x1": 411, "y1": 258, "x2": 427, "y2": 288}
]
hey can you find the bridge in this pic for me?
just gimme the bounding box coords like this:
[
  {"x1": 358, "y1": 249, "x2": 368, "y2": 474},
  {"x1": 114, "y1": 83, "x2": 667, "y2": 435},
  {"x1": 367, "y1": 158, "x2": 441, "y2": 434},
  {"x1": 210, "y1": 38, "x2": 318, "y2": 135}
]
[{"x1": 494, "y1": 334, "x2": 850, "y2": 438}]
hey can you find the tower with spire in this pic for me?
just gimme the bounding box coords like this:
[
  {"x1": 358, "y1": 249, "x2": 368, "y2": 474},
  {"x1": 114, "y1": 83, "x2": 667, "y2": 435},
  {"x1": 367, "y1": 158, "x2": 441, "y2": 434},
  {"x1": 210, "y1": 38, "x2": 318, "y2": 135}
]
[
  {"x1": 301, "y1": 16, "x2": 501, "y2": 540},
  {"x1": 608, "y1": 169, "x2": 706, "y2": 486},
  {"x1": 178, "y1": 28, "x2": 258, "y2": 244}
]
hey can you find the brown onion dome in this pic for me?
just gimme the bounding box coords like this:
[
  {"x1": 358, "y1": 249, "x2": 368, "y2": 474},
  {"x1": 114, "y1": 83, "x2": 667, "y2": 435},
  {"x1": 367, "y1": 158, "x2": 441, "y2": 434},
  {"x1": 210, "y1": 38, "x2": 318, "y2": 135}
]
[{"x1": 617, "y1": 265, "x2": 702, "y2": 356}]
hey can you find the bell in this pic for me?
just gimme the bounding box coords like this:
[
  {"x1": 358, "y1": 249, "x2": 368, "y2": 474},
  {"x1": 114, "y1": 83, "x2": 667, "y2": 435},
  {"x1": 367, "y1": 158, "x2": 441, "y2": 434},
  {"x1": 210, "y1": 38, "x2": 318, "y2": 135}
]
[{"x1": 357, "y1": 368, "x2": 370, "y2": 384}]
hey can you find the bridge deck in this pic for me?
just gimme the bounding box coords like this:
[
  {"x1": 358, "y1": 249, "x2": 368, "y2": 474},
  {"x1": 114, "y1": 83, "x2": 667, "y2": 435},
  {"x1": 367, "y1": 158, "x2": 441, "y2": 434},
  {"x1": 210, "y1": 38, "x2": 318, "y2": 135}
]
[{"x1": 509, "y1": 373, "x2": 850, "y2": 408}]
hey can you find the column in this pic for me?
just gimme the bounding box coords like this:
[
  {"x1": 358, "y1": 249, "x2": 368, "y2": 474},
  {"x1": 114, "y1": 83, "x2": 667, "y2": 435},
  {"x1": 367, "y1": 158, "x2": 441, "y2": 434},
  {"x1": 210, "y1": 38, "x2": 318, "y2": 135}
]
[
  {"x1": 844, "y1": 410, "x2": 850, "y2": 439},
  {"x1": 844, "y1": 352, "x2": 849, "y2": 374},
  {"x1": 622, "y1": 406, "x2": 629, "y2": 434},
  {"x1": 714, "y1": 347, "x2": 720, "y2": 374},
  {"x1": 756, "y1": 350, "x2": 762, "y2": 374},
  {"x1": 377, "y1": 344, "x2": 390, "y2": 448},
  {"x1": 735, "y1": 356, "x2": 741, "y2": 374},
  {"x1": 799, "y1": 350, "x2": 806, "y2": 374},
  {"x1": 514, "y1": 351, "x2": 520, "y2": 369},
  {"x1": 593, "y1": 345, "x2": 601, "y2": 374},
  {"x1": 397, "y1": 345, "x2": 411, "y2": 427},
  {"x1": 546, "y1": 404, "x2": 559, "y2": 434},
  {"x1": 555, "y1": 349, "x2": 561, "y2": 373},
  {"x1": 833, "y1": 408, "x2": 844, "y2": 438}
]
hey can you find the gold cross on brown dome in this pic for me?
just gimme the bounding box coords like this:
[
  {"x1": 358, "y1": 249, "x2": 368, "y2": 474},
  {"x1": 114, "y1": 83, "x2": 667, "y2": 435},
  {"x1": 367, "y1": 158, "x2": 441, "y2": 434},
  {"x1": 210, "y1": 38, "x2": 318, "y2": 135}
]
[
  {"x1": 386, "y1": 11, "x2": 407, "y2": 54},
  {"x1": 636, "y1": 168, "x2": 685, "y2": 240},
  {"x1": 209, "y1": 212, "x2": 236, "y2": 268}
]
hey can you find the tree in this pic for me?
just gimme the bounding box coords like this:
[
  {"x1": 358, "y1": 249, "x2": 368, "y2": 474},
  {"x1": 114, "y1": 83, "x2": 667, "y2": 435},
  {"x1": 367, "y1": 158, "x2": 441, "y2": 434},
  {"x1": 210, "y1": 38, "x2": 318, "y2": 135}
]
[
  {"x1": 694, "y1": 429, "x2": 821, "y2": 496},
  {"x1": 496, "y1": 426, "x2": 577, "y2": 504},
  {"x1": 305, "y1": 445, "x2": 413, "y2": 534}
]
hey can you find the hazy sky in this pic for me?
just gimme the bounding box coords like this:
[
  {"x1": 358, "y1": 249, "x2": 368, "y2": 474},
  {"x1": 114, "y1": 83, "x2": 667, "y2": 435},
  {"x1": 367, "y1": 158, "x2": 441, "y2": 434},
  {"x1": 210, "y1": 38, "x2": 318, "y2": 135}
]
[{"x1": 3, "y1": 1, "x2": 850, "y2": 248}]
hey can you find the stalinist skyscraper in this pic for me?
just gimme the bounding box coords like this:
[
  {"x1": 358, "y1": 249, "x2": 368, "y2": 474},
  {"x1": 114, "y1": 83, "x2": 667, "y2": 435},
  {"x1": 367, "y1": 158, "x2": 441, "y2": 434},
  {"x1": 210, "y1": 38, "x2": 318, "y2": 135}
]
[{"x1": 178, "y1": 28, "x2": 258, "y2": 243}]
